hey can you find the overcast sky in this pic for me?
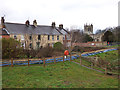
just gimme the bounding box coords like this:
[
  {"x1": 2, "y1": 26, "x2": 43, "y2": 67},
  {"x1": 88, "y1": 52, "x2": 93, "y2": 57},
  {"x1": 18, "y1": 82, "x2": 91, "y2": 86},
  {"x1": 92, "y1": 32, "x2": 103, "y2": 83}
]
[{"x1": 0, "y1": 0, "x2": 119, "y2": 33}]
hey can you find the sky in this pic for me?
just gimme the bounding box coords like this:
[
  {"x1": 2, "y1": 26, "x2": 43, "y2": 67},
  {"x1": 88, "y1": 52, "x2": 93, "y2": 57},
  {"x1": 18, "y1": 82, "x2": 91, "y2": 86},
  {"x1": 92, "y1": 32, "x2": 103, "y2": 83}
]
[
  {"x1": 118, "y1": 1, "x2": 120, "y2": 26},
  {"x1": 0, "y1": 0, "x2": 119, "y2": 33}
]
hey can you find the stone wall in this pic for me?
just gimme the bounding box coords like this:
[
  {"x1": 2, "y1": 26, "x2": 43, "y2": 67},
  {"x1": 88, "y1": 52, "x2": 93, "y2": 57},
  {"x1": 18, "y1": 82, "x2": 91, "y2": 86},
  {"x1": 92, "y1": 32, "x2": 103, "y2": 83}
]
[
  {"x1": 93, "y1": 33, "x2": 104, "y2": 42},
  {"x1": 84, "y1": 24, "x2": 93, "y2": 35},
  {"x1": 10, "y1": 34, "x2": 63, "y2": 49},
  {"x1": 72, "y1": 41, "x2": 107, "y2": 47}
]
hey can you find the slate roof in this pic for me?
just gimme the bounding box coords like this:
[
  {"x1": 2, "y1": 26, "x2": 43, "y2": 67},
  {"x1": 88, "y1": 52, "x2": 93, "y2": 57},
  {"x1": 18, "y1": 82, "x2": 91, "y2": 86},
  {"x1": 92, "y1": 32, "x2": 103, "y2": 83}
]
[
  {"x1": 0, "y1": 28, "x2": 9, "y2": 35},
  {"x1": 56, "y1": 28, "x2": 70, "y2": 35},
  {"x1": 4, "y1": 22, "x2": 64, "y2": 35},
  {"x1": 55, "y1": 28, "x2": 71, "y2": 40}
]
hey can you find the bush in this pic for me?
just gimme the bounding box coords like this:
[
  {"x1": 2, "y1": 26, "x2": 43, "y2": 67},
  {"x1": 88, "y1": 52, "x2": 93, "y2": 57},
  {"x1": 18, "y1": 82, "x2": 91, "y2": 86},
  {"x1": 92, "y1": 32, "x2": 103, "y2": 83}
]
[
  {"x1": 36, "y1": 46, "x2": 54, "y2": 58},
  {"x1": 2, "y1": 38, "x2": 22, "y2": 59},
  {"x1": 22, "y1": 49, "x2": 38, "y2": 58},
  {"x1": 53, "y1": 42, "x2": 64, "y2": 51},
  {"x1": 72, "y1": 46, "x2": 84, "y2": 53}
]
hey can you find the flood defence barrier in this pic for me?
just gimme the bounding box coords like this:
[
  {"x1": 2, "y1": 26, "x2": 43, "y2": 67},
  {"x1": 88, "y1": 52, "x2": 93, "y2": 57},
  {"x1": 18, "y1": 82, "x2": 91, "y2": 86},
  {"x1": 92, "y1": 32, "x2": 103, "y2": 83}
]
[
  {"x1": 0, "y1": 55, "x2": 79, "y2": 66},
  {"x1": 81, "y1": 48, "x2": 117, "y2": 57},
  {"x1": 0, "y1": 48, "x2": 117, "y2": 67}
]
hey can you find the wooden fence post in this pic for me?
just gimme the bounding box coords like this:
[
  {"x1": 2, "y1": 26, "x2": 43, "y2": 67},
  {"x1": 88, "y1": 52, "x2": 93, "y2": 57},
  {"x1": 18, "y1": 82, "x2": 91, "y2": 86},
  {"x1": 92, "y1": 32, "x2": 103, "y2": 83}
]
[
  {"x1": 79, "y1": 54, "x2": 82, "y2": 65},
  {"x1": 91, "y1": 62, "x2": 93, "y2": 68},
  {"x1": 94, "y1": 57, "x2": 96, "y2": 67},
  {"x1": 63, "y1": 56, "x2": 64, "y2": 63},
  {"x1": 70, "y1": 54, "x2": 71, "y2": 61},
  {"x1": 118, "y1": 74, "x2": 120, "y2": 79},
  {"x1": 54, "y1": 56, "x2": 56, "y2": 64},
  {"x1": 105, "y1": 65, "x2": 107, "y2": 75},
  {"x1": 28, "y1": 59, "x2": 29, "y2": 66},
  {"x1": 80, "y1": 59, "x2": 82, "y2": 65},
  {"x1": 11, "y1": 58, "x2": 13, "y2": 67},
  {"x1": 95, "y1": 57, "x2": 98, "y2": 67},
  {"x1": 43, "y1": 58, "x2": 45, "y2": 68}
]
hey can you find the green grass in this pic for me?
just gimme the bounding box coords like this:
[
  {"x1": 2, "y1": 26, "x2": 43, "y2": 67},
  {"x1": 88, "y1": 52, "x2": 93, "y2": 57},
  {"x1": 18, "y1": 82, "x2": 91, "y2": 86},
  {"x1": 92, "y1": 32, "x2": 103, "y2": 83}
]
[
  {"x1": 2, "y1": 61, "x2": 118, "y2": 88},
  {"x1": 105, "y1": 44, "x2": 120, "y2": 48},
  {"x1": 74, "y1": 58, "x2": 105, "y2": 72},
  {"x1": 90, "y1": 50, "x2": 118, "y2": 63},
  {"x1": 74, "y1": 50, "x2": 118, "y2": 74}
]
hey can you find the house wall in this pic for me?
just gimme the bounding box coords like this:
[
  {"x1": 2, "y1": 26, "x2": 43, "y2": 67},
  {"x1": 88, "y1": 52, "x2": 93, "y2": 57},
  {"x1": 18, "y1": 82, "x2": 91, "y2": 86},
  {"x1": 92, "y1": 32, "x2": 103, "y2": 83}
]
[
  {"x1": 10, "y1": 34, "x2": 63, "y2": 49},
  {"x1": 63, "y1": 34, "x2": 71, "y2": 47},
  {"x1": 84, "y1": 25, "x2": 93, "y2": 35},
  {"x1": 93, "y1": 33, "x2": 104, "y2": 42}
]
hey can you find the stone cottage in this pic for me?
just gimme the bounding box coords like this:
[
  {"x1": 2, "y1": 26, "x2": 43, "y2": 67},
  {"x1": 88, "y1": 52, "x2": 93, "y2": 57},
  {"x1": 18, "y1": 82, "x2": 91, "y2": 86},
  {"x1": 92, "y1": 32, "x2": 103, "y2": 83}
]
[{"x1": 1, "y1": 17, "x2": 71, "y2": 49}]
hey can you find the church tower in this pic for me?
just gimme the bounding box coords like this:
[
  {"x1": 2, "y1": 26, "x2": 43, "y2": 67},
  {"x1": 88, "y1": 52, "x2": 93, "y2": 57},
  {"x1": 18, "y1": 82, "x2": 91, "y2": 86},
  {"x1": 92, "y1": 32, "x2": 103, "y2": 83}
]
[{"x1": 84, "y1": 24, "x2": 93, "y2": 35}]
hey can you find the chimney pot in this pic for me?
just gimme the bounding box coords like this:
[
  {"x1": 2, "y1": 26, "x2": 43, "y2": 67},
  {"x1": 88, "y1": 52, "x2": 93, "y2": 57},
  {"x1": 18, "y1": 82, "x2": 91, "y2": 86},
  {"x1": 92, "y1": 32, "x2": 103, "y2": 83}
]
[
  {"x1": 1, "y1": 17, "x2": 5, "y2": 28},
  {"x1": 51, "y1": 22, "x2": 56, "y2": 28},
  {"x1": 33, "y1": 20, "x2": 37, "y2": 27},
  {"x1": 59, "y1": 24, "x2": 63, "y2": 29},
  {"x1": 25, "y1": 20, "x2": 30, "y2": 26}
]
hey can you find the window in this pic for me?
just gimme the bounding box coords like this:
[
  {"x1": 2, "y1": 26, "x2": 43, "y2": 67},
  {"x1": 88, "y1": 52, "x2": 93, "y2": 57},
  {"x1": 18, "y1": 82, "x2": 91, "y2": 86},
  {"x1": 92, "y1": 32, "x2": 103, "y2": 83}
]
[
  {"x1": 52, "y1": 43, "x2": 54, "y2": 47},
  {"x1": 14, "y1": 35, "x2": 17, "y2": 39},
  {"x1": 21, "y1": 35, "x2": 24, "y2": 40},
  {"x1": 52, "y1": 35, "x2": 54, "y2": 40},
  {"x1": 36, "y1": 42, "x2": 40, "y2": 48},
  {"x1": 40, "y1": 46, "x2": 43, "y2": 49},
  {"x1": 97, "y1": 39, "x2": 99, "y2": 42},
  {"x1": 88, "y1": 28, "x2": 91, "y2": 31},
  {"x1": 38, "y1": 35, "x2": 41, "y2": 40},
  {"x1": 48, "y1": 35, "x2": 50, "y2": 40},
  {"x1": 29, "y1": 43, "x2": 32, "y2": 48},
  {"x1": 29, "y1": 35, "x2": 32, "y2": 40},
  {"x1": 48, "y1": 43, "x2": 50, "y2": 47},
  {"x1": 57, "y1": 35, "x2": 59, "y2": 40},
  {"x1": 21, "y1": 43, "x2": 25, "y2": 49},
  {"x1": 63, "y1": 37, "x2": 65, "y2": 40}
]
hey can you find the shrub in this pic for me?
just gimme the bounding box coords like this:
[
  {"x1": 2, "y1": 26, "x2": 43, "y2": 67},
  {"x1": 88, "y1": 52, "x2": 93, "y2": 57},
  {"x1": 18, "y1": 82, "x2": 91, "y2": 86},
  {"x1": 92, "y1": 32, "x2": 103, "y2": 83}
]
[
  {"x1": 2, "y1": 38, "x2": 21, "y2": 59},
  {"x1": 36, "y1": 46, "x2": 54, "y2": 58},
  {"x1": 72, "y1": 46, "x2": 84, "y2": 53},
  {"x1": 22, "y1": 49, "x2": 38, "y2": 58},
  {"x1": 53, "y1": 42, "x2": 64, "y2": 51}
]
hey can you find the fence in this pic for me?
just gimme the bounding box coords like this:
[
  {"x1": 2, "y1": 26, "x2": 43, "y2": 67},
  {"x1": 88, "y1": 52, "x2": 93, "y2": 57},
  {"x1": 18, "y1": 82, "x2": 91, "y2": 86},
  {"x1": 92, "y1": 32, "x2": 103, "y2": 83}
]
[
  {"x1": 76, "y1": 56, "x2": 119, "y2": 78},
  {"x1": 1, "y1": 48, "x2": 117, "y2": 67},
  {"x1": 0, "y1": 54, "x2": 80, "y2": 67},
  {"x1": 1, "y1": 48, "x2": 119, "y2": 78}
]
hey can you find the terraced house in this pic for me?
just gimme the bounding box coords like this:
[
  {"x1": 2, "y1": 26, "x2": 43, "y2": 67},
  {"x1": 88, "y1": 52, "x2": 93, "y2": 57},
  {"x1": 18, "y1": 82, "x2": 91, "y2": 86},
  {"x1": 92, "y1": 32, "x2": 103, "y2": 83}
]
[{"x1": 1, "y1": 17, "x2": 71, "y2": 49}]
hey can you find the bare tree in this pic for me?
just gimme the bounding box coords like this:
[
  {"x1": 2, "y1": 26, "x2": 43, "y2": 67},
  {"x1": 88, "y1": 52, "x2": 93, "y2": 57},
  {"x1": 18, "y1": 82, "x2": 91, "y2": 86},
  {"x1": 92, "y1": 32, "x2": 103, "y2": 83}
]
[{"x1": 70, "y1": 29, "x2": 84, "y2": 43}]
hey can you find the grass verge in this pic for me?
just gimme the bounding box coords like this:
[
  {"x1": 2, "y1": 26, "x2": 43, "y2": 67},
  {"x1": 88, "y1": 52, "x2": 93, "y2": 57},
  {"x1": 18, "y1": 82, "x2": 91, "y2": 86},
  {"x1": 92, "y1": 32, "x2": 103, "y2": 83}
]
[{"x1": 2, "y1": 61, "x2": 118, "y2": 88}]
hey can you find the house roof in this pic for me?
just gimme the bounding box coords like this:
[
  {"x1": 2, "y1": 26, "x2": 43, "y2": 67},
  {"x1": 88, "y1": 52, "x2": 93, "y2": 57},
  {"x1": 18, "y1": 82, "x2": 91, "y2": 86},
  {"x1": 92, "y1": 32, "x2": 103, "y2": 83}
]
[
  {"x1": 0, "y1": 28, "x2": 9, "y2": 35},
  {"x1": 2, "y1": 30, "x2": 9, "y2": 35},
  {"x1": 4, "y1": 22, "x2": 64, "y2": 35}
]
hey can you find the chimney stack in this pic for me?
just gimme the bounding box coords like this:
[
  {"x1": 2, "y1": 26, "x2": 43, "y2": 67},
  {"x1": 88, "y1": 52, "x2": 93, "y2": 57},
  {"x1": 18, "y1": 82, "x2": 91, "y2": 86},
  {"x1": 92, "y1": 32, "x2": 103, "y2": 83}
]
[
  {"x1": 25, "y1": 20, "x2": 30, "y2": 26},
  {"x1": 59, "y1": 24, "x2": 63, "y2": 29},
  {"x1": 51, "y1": 22, "x2": 56, "y2": 28},
  {"x1": 33, "y1": 20, "x2": 37, "y2": 27},
  {"x1": 1, "y1": 17, "x2": 5, "y2": 28}
]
